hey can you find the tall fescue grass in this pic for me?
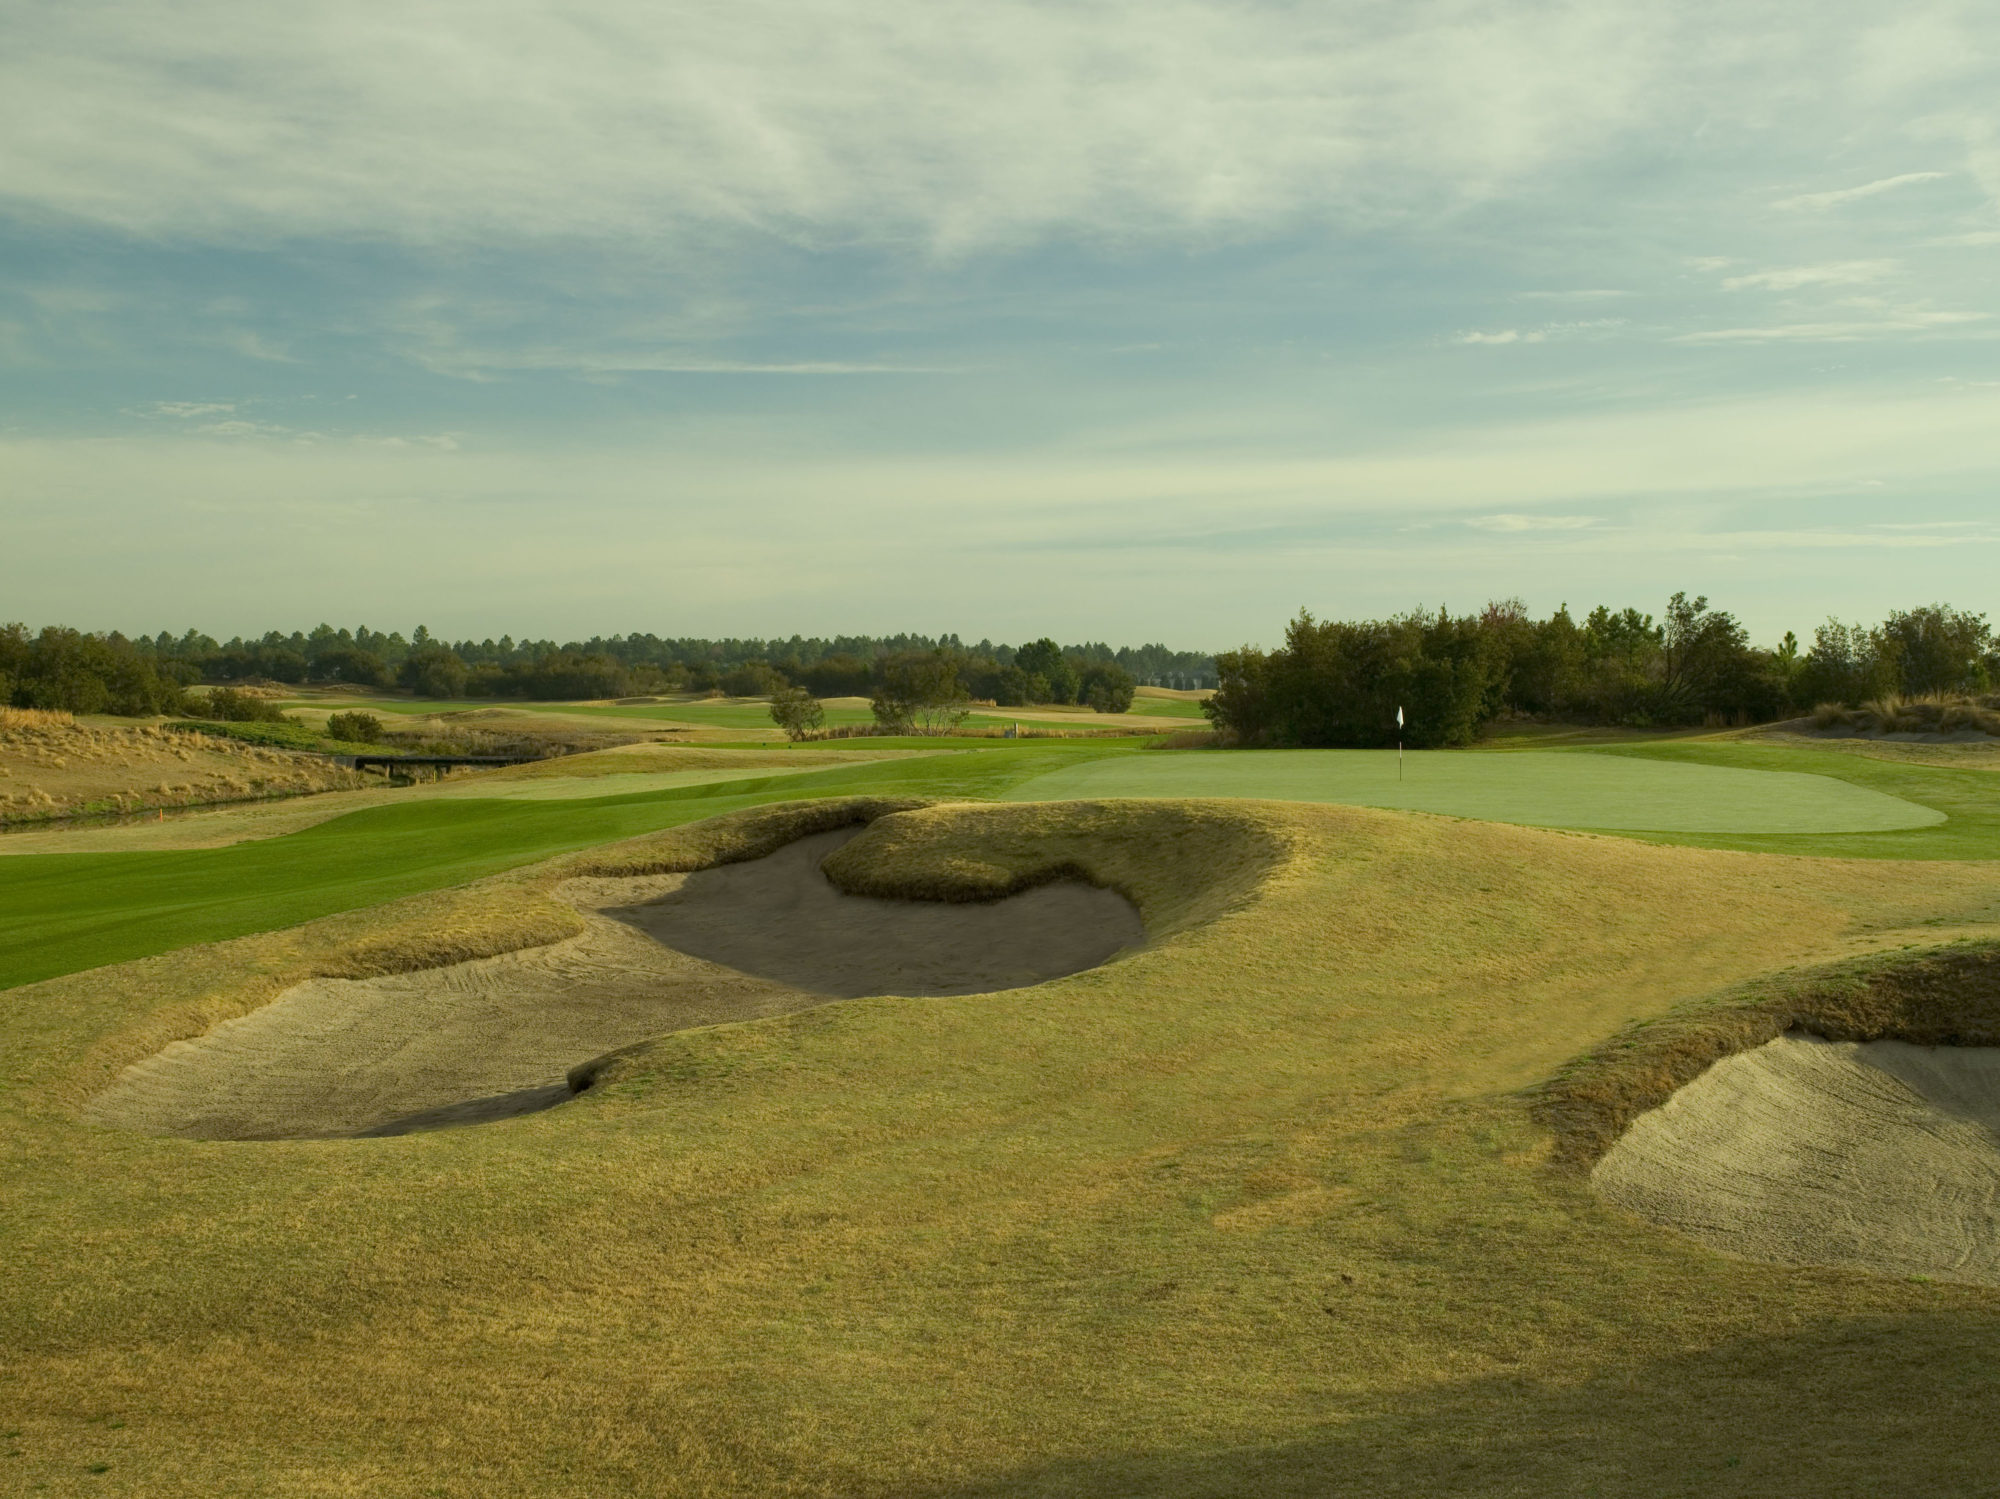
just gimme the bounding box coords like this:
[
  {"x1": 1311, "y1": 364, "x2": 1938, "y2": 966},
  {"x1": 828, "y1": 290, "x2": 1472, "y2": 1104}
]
[
  {"x1": 0, "y1": 707, "x2": 76, "y2": 731},
  {"x1": 1808, "y1": 692, "x2": 2000, "y2": 736}
]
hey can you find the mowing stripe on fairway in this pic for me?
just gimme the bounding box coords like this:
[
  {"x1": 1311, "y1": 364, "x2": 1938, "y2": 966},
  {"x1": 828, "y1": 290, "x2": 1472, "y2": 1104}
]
[{"x1": 1000, "y1": 749, "x2": 1945, "y2": 834}]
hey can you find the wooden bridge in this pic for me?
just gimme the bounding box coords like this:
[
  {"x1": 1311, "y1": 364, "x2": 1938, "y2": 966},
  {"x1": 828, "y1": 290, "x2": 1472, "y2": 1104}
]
[{"x1": 343, "y1": 754, "x2": 543, "y2": 775}]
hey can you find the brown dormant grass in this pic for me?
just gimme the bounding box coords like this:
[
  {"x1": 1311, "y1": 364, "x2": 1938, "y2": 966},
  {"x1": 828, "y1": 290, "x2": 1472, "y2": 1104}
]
[
  {"x1": 7, "y1": 797, "x2": 2000, "y2": 1494},
  {"x1": 0, "y1": 718, "x2": 366, "y2": 825}
]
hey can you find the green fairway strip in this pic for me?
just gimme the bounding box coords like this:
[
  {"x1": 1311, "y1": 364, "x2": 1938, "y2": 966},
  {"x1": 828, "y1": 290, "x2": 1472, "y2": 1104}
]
[
  {"x1": 0, "y1": 743, "x2": 1129, "y2": 992},
  {"x1": 2, "y1": 736, "x2": 1985, "y2": 995},
  {"x1": 1001, "y1": 748, "x2": 1945, "y2": 834}
]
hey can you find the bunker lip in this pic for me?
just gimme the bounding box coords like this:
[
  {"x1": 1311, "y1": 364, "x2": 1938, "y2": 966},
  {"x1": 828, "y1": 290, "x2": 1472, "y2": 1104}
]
[
  {"x1": 1593, "y1": 1033, "x2": 2000, "y2": 1286},
  {"x1": 81, "y1": 818, "x2": 1147, "y2": 1142}
]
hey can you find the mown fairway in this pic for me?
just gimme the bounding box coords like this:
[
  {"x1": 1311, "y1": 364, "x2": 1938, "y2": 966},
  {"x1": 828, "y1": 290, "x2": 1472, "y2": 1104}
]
[
  {"x1": 1002, "y1": 747, "x2": 1946, "y2": 833},
  {"x1": 8, "y1": 796, "x2": 2000, "y2": 1495},
  {"x1": 3, "y1": 738, "x2": 1992, "y2": 994},
  {"x1": 0, "y1": 742, "x2": 1123, "y2": 990}
]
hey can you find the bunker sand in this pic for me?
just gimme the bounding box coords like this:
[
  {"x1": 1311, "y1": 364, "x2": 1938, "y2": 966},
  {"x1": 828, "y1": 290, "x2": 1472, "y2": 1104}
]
[
  {"x1": 1595, "y1": 1034, "x2": 2000, "y2": 1285},
  {"x1": 83, "y1": 826, "x2": 1143, "y2": 1139},
  {"x1": 611, "y1": 828, "x2": 1143, "y2": 998}
]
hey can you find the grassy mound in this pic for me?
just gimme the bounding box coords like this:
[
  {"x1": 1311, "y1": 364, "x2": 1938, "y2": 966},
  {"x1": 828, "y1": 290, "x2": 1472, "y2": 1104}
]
[{"x1": 11, "y1": 797, "x2": 2000, "y2": 1491}]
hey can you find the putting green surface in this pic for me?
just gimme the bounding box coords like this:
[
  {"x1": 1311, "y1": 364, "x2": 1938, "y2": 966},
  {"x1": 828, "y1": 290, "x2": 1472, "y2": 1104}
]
[{"x1": 1002, "y1": 748, "x2": 1946, "y2": 834}]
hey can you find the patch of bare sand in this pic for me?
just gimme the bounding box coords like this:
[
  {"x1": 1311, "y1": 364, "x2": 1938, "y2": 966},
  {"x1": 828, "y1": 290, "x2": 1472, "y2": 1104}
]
[
  {"x1": 1594, "y1": 1034, "x2": 2000, "y2": 1285},
  {"x1": 609, "y1": 827, "x2": 1144, "y2": 998},
  {"x1": 83, "y1": 827, "x2": 1143, "y2": 1139}
]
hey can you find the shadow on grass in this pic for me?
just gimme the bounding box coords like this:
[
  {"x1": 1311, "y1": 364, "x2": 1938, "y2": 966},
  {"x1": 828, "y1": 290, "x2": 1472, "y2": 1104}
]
[{"x1": 925, "y1": 1310, "x2": 2000, "y2": 1499}]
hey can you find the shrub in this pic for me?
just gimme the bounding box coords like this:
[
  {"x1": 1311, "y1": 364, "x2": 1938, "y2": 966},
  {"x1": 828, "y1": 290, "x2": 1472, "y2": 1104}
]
[
  {"x1": 1078, "y1": 663, "x2": 1136, "y2": 713},
  {"x1": 325, "y1": 711, "x2": 385, "y2": 744},
  {"x1": 201, "y1": 687, "x2": 292, "y2": 723}
]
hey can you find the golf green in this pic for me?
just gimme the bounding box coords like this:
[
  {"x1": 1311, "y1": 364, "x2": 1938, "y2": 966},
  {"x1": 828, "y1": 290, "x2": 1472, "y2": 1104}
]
[{"x1": 1000, "y1": 749, "x2": 1947, "y2": 834}]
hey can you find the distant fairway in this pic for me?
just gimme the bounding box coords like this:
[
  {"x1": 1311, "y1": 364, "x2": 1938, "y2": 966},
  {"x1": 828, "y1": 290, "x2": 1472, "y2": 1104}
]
[{"x1": 1002, "y1": 748, "x2": 1946, "y2": 834}]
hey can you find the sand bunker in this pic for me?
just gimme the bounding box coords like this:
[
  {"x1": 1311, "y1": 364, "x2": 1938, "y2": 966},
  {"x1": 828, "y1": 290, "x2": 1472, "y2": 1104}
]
[
  {"x1": 84, "y1": 827, "x2": 1143, "y2": 1141},
  {"x1": 1594, "y1": 1034, "x2": 2000, "y2": 1285},
  {"x1": 609, "y1": 829, "x2": 1143, "y2": 998}
]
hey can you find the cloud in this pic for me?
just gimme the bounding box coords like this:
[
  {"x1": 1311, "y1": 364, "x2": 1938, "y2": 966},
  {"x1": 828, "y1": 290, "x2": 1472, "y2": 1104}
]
[
  {"x1": 146, "y1": 401, "x2": 235, "y2": 418},
  {"x1": 194, "y1": 419, "x2": 292, "y2": 437},
  {"x1": 222, "y1": 331, "x2": 296, "y2": 363},
  {"x1": 416, "y1": 348, "x2": 960, "y2": 378},
  {"x1": 1774, "y1": 171, "x2": 1949, "y2": 210},
  {"x1": 1456, "y1": 319, "x2": 1619, "y2": 346},
  {"x1": 1721, "y1": 260, "x2": 1896, "y2": 291},
  {"x1": 0, "y1": 2, "x2": 1792, "y2": 256},
  {"x1": 1674, "y1": 309, "x2": 1988, "y2": 342},
  {"x1": 1465, "y1": 514, "x2": 1599, "y2": 532}
]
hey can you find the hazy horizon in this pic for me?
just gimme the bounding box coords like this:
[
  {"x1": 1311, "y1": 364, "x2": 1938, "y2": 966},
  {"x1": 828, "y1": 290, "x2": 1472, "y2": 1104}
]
[{"x1": 5, "y1": 3, "x2": 1998, "y2": 648}]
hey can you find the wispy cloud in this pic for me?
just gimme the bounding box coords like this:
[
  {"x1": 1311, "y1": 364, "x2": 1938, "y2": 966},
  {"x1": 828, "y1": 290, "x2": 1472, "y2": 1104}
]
[
  {"x1": 406, "y1": 344, "x2": 961, "y2": 379},
  {"x1": 222, "y1": 331, "x2": 296, "y2": 363},
  {"x1": 146, "y1": 401, "x2": 236, "y2": 419},
  {"x1": 1456, "y1": 319, "x2": 1621, "y2": 346},
  {"x1": 1774, "y1": 171, "x2": 1948, "y2": 211},
  {"x1": 1675, "y1": 309, "x2": 1987, "y2": 343},
  {"x1": 194, "y1": 419, "x2": 293, "y2": 438},
  {"x1": 1721, "y1": 260, "x2": 1896, "y2": 291},
  {"x1": 1466, "y1": 514, "x2": 1599, "y2": 532}
]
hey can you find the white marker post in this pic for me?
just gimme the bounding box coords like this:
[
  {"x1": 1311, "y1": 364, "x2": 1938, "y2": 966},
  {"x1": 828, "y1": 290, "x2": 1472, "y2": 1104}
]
[{"x1": 1396, "y1": 705, "x2": 1404, "y2": 782}]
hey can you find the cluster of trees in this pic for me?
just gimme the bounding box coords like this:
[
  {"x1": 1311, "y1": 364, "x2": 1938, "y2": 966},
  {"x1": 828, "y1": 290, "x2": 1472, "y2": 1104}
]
[
  {"x1": 768, "y1": 647, "x2": 1141, "y2": 739},
  {"x1": 124, "y1": 625, "x2": 1214, "y2": 696},
  {"x1": 7, "y1": 620, "x2": 1168, "y2": 712},
  {"x1": 0, "y1": 625, "x2": 197, "y2": 716},
  {"x1": 1207, "y1": 598, "x2": 1997, "y2": 748}
]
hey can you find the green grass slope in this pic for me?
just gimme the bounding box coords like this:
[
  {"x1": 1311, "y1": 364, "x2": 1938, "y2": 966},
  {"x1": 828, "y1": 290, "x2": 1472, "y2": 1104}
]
[{"x1": 1001, "y1": 747, "x2": 1945, "y2": 833}]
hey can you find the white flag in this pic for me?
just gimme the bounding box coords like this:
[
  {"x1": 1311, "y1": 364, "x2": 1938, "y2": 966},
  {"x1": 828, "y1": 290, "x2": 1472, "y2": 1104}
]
[{"x1": 1396, "y1": 705, "x2": 1404, "y2": 728}]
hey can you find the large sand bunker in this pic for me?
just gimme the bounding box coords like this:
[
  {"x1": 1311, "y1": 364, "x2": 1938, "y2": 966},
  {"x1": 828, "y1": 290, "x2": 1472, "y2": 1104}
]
[
  {"x1": 1594, "y1": 1034, "x2": 2000, "y2": 1285},
  {"x1": 609, "y1": 829, "x2": 1142, "y2": 997},
  {"x1": 84, "y1": 826, "x2": 1143, "y2": 1141}
]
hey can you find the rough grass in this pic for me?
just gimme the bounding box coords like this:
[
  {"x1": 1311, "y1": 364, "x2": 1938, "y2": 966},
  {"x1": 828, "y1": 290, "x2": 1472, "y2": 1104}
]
[
  {"x1": 9, "y1": 798, "x2": 2000, "y2": 1493},
  {"x1": 0, "y1": 706, "x2": 76, "y2": 730},
  {"x1": 0, "y1": 717, "x2": 366, "y2": 825},
  {"x1": 1807, "y1": 692, "x2": 2000, "y2": 737}
]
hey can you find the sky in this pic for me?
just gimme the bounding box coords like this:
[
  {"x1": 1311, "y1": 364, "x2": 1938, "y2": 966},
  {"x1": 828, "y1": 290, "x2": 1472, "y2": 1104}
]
[{"x1": 3, "y1": 1, "x2": 1998, "y2": 651}]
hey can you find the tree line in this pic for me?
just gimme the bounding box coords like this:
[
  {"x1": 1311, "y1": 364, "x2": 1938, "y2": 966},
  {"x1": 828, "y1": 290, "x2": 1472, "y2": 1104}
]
[
  {"x1": 1205, "y1": 598, "x2": 1997, "y2": 748},
  {"x1": 104, "y1": 624, "x2": 1214, "y2": 695},
  {"x1": 0, "y1": 622, "x2": 1166, "y2": 714}
]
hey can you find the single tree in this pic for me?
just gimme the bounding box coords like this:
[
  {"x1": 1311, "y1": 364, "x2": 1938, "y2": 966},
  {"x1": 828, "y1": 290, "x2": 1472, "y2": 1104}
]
[
  {"x1": 769, "y1": 686, "x2": 826, "y2": 742},
  {"x1": 871, "y1": 651, "x2": 969, "y2": 735}
]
